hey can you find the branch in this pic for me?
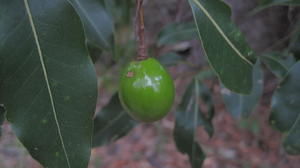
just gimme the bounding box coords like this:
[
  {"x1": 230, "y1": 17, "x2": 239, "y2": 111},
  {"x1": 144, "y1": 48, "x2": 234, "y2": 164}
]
[{"x1": 135, "y1": 0, "x2": 148, "y2": 60}]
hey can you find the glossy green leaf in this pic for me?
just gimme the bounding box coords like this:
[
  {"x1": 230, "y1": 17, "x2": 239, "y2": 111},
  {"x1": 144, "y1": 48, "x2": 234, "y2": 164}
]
[
  {"x1": 69, "y1": 0, "x2": 114, "y2": 50},
  {"x1": 0, "y1": 0, "x2": 97, "y2": 167},
  {"x1": 188, "y1": 0, "x2": 255, "y2": 94},
  {"x1": 0, "y1": 105, "x2": 5, "y2": 137},
  {"x1": 174, "y1": 78, "x2": 215, "y2": 168},
  {"x1": 269, "y1": 62, "x2": 300, "y2": 133},
  {"x1": 157, "y1": 22, "x2": 197, "y2": 46},
  {"x1": 92, "y1": 93, "x2": 137, "y2": 148},
  {"x1": 221, "y1": 61, "x2": 263, "y2": 118}
]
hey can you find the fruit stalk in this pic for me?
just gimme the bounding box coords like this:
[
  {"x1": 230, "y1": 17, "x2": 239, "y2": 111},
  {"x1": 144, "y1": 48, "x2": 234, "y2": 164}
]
[{"x1": 135, "y1": 0, "x2": 147, "y2": 61}]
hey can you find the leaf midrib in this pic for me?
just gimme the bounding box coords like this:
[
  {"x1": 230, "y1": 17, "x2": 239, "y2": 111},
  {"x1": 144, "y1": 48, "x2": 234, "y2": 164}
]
[
  {"x1": 23, "y1": 0, "x2": 71, "y2": 167},
  {"x1": 191, "y1": 0, "x2": 253, "y2": 66}
]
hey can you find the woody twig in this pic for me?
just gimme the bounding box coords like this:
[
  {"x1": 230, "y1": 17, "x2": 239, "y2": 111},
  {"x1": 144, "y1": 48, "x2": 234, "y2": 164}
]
[{"x1": 135, "y1": 0, "x2": 148, "y2": 61}]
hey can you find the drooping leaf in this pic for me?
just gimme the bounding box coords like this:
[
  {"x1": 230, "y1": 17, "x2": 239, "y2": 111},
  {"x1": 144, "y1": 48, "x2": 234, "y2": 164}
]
[
  {"x1": 290, "y1": 41, "x2": 300, "y2": 60},
  {"x1": 283, "y1": 116, "x2": 300, "y2": 155},
  {"x1": 0, "y1": 105, "x2": 5, "y2": 137},
  {"x1": 92, "y1": 93, "x2": 137, "y2": 148},
  {"x1": 157, "y1": 22, "x2": 197, "y2": 46},
  {"x1": 173, "y1": 78, "x2": 216, "y2": 168},
  {"x1": 221, "y1": 61, "x2": 263, "y2": 118},
  {"x1": 252, "y1": 0, "x2": 300, "y2": 14},
  {"x1": 290, "y1": 34, "x2": 300, "y2": 60},
  {"x1": 197, "y1": 82, "x2": 215, "y2": 136},
  {"x1": 158, "y1": 52, "x2": 184, "y2": 67},
  {"x1": 260, "y1": 54, "x2": 290, "y2": 80},
  {"x1": 261, "y1": 0, "x2": 300, "y2": 5},
  {"x1": 261, "y1": 0, "x2": 300, "y2": 8},
  {"x1": 0, "y1": 0, "x2": 97, "y2": 167},
  {"x1": 268, "y1": 61, "x2": 300, "y2": 154},
  {"x1": 174, "y1": 123, "x2": 205, "y2": 168},
  {"x1": 269, "y1": 61, "x2": 300, "y2": 133},
  {"x1": 188, "y1": 0, "x2": 256, "y2": 94},
  {"x1": 69, "y1": 0, "x2": 114, "y2": 51}
]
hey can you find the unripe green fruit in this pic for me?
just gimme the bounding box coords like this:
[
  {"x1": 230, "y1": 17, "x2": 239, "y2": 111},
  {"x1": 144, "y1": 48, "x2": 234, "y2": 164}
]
[{"x1": 119, "y1": 58, "x2": 175, "y2": 122}]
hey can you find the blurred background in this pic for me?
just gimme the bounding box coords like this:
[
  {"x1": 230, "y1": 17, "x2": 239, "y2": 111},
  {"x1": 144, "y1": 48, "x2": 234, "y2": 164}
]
[{"x1": 1, "y1": 0, "x2": 300, "y2": 167}]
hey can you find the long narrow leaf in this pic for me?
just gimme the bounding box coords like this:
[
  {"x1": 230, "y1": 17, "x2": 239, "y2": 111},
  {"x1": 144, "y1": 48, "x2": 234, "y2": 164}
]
[
  {"x1": 0, "y1": 0, "x2": 97, "y2": 167},
  {"x1": 174, "y1": 78, "x2": 215, "y2": 168},
  {"x1": 270, "y1": 62, "x2": 300, "y2": 133},
  {"x1": 269, "y1": 61, "x2": 300, "y2": 154},
  {"x1": 69, "y1": 0, "x2": 114, "y2": 51},
  {"x1": 222, "y1": 61, "x2": 263, "y2": 118},
  {"x1": 92, "y1": 94, "x2": 137, "y2": 148},
  {"x1": 188, "y1": 0, "x2": 256, "y2": 94}
]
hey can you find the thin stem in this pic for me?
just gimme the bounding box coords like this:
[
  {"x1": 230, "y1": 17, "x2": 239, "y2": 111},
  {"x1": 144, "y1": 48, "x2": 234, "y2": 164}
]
[{"x1": 135, "y1": 0, "x2": 148, "y2": 60}]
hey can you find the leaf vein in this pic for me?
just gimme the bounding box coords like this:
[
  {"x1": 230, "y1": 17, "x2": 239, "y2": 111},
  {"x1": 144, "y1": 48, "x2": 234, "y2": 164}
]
[
  {"x1": 191, "y1": 0, "x2": 253, "y2": 66},
  {"x1": 23, "y1": 1, "x2": 71, "y2": 167}
]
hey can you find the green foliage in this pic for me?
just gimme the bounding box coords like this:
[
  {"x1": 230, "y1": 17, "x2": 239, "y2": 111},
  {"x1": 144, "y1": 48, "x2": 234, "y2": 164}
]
[
  {"x1": 284, "y1": 116, "x2": 300, "y2": 155},
  {"x1": 157, "y1": 22, "x2": 197, "y2": 46},
  {"x1": 1, "y1": 0, "x2": 300, "y2": 167},
  {"x1": 290, "y1": 35, "x2": 300, "y2": 60},
  {"x1": 221, "y1": 61, "x2": 263, "y2": 118},
  {"x1": 69, "y1": 0, "x2": 114, "y2": 51},
  {"x1": 260, "y1": 0, "x2": 300, "y2": 8},
  {"x1": 269, "y1": 62, "x2": 300, "y2": 132},
  {"x1": 158, "y1": 52, "x2": 184, "y2": 66},
  {"x1": 93, "y1": 93, "x2": 137, "y2": 147},
  {"x1": 0, "y1": 105, "x2": 5, "y2": 137},
  {"x1": 238, "y1": 118, "x2": 261, "y2": 135},
  {"x1": 0, "y1": 0, "x2": 97, "y2": 167},
  {"x1": 253, "y1": 0, "x2": 300, "y2": 14},
  {"x1": 260, "y1": 53, "x2": 290, "y2": 80},
  {"x1": 104, "y1": 0, "x2": 134, "y2": 27},
  {"x1": 173, "y1": 79, "x2": 211, "y2": 168},
  {"x1": 173, "y1": 124, "x2": 205, "y2": 168},
  {"x1": 269, "y1": 61, "x2": 300, "y2": 154},
  {"x1": 188, "y1": 0, "x2": 256, "y2": 94},
  {"x1": 261, "y1": 0, "x2": 300, "y2": 5}
]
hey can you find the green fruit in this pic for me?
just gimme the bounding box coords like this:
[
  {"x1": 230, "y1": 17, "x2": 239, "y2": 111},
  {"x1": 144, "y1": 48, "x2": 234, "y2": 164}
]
[{"x1": 119, "y1": 58, "x2": 175, "y2": 122}]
